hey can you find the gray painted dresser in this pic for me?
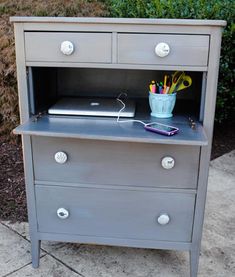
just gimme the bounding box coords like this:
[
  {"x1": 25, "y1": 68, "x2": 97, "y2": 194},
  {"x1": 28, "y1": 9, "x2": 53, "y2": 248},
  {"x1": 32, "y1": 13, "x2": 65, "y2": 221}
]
[{"x1": 11, "y1": 17, "x2": 226, "y2": 276}]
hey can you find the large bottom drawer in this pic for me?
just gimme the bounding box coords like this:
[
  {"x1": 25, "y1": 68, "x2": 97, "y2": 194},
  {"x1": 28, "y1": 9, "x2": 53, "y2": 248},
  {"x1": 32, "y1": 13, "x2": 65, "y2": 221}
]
[{"x1": 36, "y1": 185, "x2": 195, "y2": 242}]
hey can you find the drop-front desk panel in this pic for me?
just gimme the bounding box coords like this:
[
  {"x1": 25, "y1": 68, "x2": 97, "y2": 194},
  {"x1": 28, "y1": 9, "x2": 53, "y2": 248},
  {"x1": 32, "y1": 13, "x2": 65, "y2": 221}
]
[{"x1": 11, "y1": 17, "x2": 226, "y2": 277}]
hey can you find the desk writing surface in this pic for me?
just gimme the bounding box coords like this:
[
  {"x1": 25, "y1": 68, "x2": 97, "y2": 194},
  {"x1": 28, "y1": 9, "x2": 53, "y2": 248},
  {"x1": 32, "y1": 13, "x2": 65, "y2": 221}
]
[{"x1": 14, "y1": 115, "x2": 208, "y2": 146}]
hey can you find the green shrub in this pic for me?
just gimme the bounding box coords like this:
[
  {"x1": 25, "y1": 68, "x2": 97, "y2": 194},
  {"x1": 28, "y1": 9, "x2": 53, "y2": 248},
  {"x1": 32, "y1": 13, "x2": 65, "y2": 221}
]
[{"x1": 107, "y1": 0, "x2": 235, "y2": 123}]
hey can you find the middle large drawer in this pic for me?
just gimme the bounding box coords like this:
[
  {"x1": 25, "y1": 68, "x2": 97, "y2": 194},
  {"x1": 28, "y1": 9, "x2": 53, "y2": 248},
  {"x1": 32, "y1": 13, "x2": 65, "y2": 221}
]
[{"x1": 32, "y1": 136, "x2": 200, "y2": 189}]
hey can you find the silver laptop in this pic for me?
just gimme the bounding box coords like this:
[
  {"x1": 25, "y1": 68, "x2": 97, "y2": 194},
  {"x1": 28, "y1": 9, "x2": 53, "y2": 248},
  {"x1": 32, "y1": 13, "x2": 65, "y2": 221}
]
[{"x1": 48, "y1": 97, "x2": 136, "y2": 117}]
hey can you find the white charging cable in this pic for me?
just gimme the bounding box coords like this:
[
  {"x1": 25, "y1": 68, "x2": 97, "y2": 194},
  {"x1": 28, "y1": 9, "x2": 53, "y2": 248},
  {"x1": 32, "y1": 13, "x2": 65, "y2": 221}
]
[
  {"x1": 116, "y1": 93, "x2": 147, "y2": 126},
  {"x1": 116, "y1": 93, "x2": 179, "y2": 135}
]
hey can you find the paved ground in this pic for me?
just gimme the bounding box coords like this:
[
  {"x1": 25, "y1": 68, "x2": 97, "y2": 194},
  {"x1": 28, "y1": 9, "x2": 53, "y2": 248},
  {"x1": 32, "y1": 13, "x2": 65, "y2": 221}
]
[{"x1": 0, "y1": 150, "x2": 234, "y2": 277}]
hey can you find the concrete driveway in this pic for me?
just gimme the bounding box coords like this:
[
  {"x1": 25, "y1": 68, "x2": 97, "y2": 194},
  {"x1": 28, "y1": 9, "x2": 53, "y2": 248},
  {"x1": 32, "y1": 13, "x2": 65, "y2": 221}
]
[{"x1": 0, "y1": 150, "x2": 234, "y2": 277}]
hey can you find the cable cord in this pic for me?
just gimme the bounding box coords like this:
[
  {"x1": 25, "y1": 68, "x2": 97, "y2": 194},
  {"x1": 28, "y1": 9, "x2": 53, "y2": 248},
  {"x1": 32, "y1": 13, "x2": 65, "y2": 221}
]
[
  {"x1": 116, "y1": 93, "x2": 147, "y2": 126},
  {"x1": 116, "y1": 93, "x2": 179, "y2": 136}
]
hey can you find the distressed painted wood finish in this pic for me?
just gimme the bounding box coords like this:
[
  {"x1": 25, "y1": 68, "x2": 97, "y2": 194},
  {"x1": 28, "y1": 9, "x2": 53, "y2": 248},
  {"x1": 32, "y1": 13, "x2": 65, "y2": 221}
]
[
  {"x1": 13, "y1": 23, "x2": 41, "y2": 268},
  {"x1": 13, "y1": 115, "x2": 208, "y2": 146},
  {"x1": 190, "y1": 27, "x2": 224, "y2": 277},
  {"x1": 25, "y1": 32, "x2": 112, "y2": 63},
  {"x1": 11, "y1": 17, "x2": 225, "y2": 277},
  {"x1": 36, "y1": 185, "x2": 196, "y2": 242},
  {"x1": 10, "y1": 17, "x2": 226, "y2": 25},
  {"x1": 10, "y1": 17, "x2": 226, "y2": 34},
  {"x1": 32, "y1": 136, "x2": 200, "y2": 189},
  {"x1": 118, "y1": 34, "x2": 209, "y2": 66}
]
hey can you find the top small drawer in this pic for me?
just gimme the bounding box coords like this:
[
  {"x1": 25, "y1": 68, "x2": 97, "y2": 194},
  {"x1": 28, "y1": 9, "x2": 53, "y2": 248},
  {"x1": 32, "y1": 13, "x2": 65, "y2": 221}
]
[
  {"x1": 118, "y1": 34, "x2": 209, "y2": 66},
  {"x1": 25, "y1": 32, "x2": 112, "y2": 63}
]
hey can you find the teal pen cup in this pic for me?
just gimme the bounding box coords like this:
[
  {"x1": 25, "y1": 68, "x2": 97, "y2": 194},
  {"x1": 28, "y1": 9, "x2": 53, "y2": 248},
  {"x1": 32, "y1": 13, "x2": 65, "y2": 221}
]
[{"x1": 149, "y1": 92, "x2": 177, "y2": 118}]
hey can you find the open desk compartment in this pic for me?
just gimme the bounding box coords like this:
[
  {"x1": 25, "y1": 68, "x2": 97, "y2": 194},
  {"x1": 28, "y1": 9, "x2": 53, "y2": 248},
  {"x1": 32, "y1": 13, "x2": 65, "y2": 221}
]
[{"x1": 15, "y1": 67, "x2": 208, "y2": 145}]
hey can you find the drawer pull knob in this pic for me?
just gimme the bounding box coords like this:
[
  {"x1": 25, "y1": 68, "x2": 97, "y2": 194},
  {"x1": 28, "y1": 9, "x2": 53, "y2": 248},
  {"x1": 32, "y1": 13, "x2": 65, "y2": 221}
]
[
  {"x1": 57, "y1": 208, "x2": 69, "y2": 219},
  {"x1": 161, "y1": 156, "x2": 175, "y2": 169},
  {"x1": 54, "y1": 151, "x2": 68, "y2": 164},
  {"x1": 157, "y1": 214, "x2": 170, "y2": 225},
  {"x1": 155, "y1": 42, "x2": 170, "y2": 58},
  {"x1": 60, "y1": 41, "x2": 74, "y2": 55}
]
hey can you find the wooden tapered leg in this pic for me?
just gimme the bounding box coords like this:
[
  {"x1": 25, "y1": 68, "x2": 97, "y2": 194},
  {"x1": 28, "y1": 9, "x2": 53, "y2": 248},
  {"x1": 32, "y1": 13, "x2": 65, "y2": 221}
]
[
  {"x1": 190, "y1": 248, "x2": 200, "y2": 277},
  {"x1": 31, "y1": 238, "x2": 41, "y2": 268}
]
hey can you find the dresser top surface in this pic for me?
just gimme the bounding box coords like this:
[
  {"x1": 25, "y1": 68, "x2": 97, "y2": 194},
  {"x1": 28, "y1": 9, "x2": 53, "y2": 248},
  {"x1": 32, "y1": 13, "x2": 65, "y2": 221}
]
[{"x1": 10, "y1": 16, "x2": 226, "y2": 27}]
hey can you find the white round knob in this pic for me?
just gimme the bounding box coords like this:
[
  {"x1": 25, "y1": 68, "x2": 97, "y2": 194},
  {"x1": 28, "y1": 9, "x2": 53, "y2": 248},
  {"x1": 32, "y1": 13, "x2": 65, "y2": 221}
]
[
  {"x1": 161, "y1": 156, "x2": 175, "y2": 169},
  {"x1": 57, "y1": 208, "x2": 69, "y2": 219},
  {"x1": 155, "y1": 42, "x2": 170, "y2": 58},
  {"x1": 60, "y1": 41, "x2": 74, "y2": 55},
  {"x1": 54, "y1": 151, "x2": 68, "y2": 164},
  {"x1": 157, "y1": 214, "x2": 170, "y2": 225}
]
